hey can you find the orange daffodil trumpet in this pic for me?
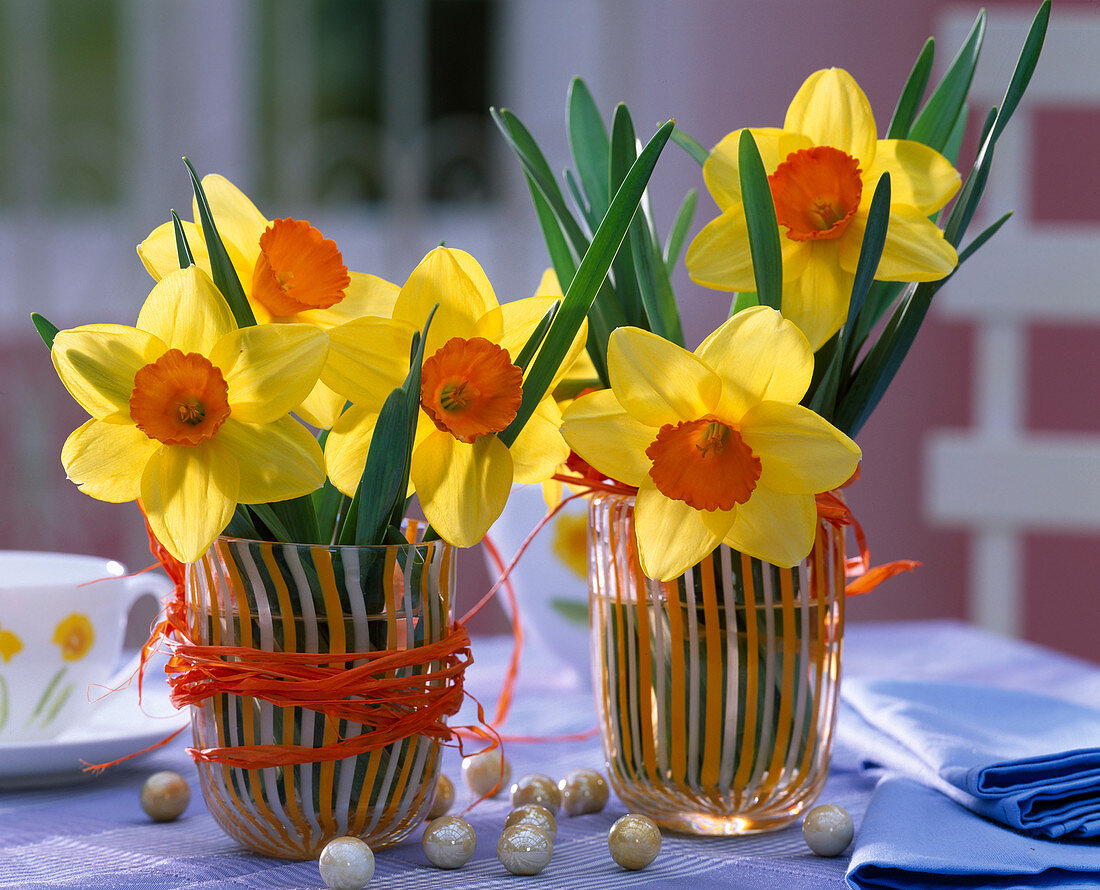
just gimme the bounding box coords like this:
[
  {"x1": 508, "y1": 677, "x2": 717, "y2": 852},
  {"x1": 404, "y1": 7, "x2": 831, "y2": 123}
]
[
  {"x1": 137, "y1": 175, "x2": 399, "y2": 428},
  {"x1": 322, "y1": 247, "x2": 586, "y2": 547},
  {"x1": 561, "y1": 306, "x2": 861, "y2": 580},
  {"x1": 686, "y1": 68, "x2": 961, "y2": 350},
  {"x1": 51, "y1": 266, "x2": 328, "y2": 563}
]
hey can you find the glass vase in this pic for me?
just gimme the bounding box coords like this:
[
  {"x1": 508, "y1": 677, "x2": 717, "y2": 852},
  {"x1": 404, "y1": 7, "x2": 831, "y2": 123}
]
[
  {"x1": 588, "y1": 493, "x2": 845, "y2": 835},
  {"x1": 185, "y1": 533, "x2": 455, "y2": 858}
]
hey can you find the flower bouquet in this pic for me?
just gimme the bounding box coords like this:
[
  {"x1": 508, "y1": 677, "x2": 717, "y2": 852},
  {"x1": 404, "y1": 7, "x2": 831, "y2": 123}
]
[{"x1": 489, "y1": 3, "x2": 1049, "y2": 832}]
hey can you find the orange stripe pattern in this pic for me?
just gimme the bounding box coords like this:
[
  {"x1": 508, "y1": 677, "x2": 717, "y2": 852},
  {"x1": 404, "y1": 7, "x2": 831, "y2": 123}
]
[
  {"x1": 187, "y1": 528, "x2": 455, "y2": 859},
  {"x1": 588, "y1": 493, "x2": 844, "y2": 835}
]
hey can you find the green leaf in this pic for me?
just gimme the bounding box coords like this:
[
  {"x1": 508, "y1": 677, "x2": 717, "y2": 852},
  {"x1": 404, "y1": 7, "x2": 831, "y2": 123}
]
[
  {"x1": 513, "y1": 300, "x2": 560, "y2": 373},
  {"x1": 630, "y1": 208, "x2": 684, "y2": 345},
  {"x1": 729, "y1": 292, "x2": 759, "y2": 317},
  {"x1": 887, "y1": 38, "x2": 935, "y2": 139},
  {"x1": 568, "y1": 78, "x2": 612, "y2": 223},
  {"x1": 989, "y1": 0, "x2": 1049, "y2": 145},
  {"x1": 664, "y1": 188, "x2": 697, "y2": 275},
  {"x1": 940, "y1": 102, "x2": 969, "y2": 168},
  {"x1": 266, "y1": 495, "x2": 320, "y2": 545},
  {"x1": 737, "y1": 130, "x2": 782, "y2": 310},
  {"x1": 908, "y1": 10, "x2": 985, "y2": 152},
  {"x1": 31, "y1": 313, "x2": 59, "y2": 349},
  {"x1": 956, "y1": 210, "x2": 1013, "y2": 267},
  {"x1": 609, "y1": 104, "x2": 646, "y2": 329},
  {"x1": 183, "y1": 158, "x2": 256, "y2": 328},
  {"x1": 171, "y1": 210, "x2": 194, "y2": 269},
  {"x1": 671, "y1": 126, "x2": 709, "y2": 167},
  {"x1": 501, "y1": 120, "x2": 676, "y2": 445},
  {"x1": 244, "y1": 503, "x2": 294, "y2": 541}
]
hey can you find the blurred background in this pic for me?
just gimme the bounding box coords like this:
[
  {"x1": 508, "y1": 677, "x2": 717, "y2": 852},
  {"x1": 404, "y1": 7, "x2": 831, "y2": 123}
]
[{"x1": 1, "y1": 0, "x2": 1096, "y2": 658}]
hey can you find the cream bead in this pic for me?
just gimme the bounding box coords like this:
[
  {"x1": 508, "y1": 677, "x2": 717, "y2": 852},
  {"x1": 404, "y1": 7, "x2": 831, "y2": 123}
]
[
  {"x1": 608, "y1": 814, "x2": 661, "y2": 870},
  {"x1": 426, "y1": 773, "x2": 455, "y2": 819},
  {"x1": 461, "y1": 749, "x2": 511, "y2": 797},
  {"x1": 802, "y1": 804, "x2": 853, "y2": 857},
  {"x1": 558, "y1": 768, "x2": 609, "y2": 816},
  {"x1": 504, "y1": 803, "x2": 557, "y2": 839},
  {"x1": 140, "y1": 771, "x2": 191, "y2": 822},
  {"x1": 422, "y1": 816, "x2": 477, "y2": 869},
  {"x1": 497, "y1": 823, "x2": 553, "y2": 876},
  {"x1": 510, "y1": 773, "x2": 561, "y2": 813},
  {"x1": 318, "y1": 836, "x2": 375, "y2": 890}
]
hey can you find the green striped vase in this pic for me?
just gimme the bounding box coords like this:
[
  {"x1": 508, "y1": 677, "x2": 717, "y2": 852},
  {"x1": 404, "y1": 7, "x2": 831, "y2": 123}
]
[
  {"x1": 186, "y1": 529, "x2": 455, "y2": 858},
  {"x1": 588, "y1": 492, "x2": 845, "y2": 835}
]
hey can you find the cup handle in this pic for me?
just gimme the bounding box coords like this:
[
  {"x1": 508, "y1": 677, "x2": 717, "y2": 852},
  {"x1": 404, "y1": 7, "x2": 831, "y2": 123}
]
[{"x1": 108, "y1": 571, "x2": 177, "y2": 688}]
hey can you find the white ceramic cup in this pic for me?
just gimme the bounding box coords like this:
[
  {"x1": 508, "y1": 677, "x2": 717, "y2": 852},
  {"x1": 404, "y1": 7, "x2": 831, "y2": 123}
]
[{"x1": 0, "y1": 551, "x2": 173, "y2": 743}]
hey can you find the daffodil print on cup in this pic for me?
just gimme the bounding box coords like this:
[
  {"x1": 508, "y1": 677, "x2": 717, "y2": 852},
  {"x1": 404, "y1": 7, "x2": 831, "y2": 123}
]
[
  {"x1": 51, "y1": 266, "x2": 328, "y2": 563},
  {"x1": 52, "y1": 613, "x2": 94, "y2": 661},
  {"x1": 0, "y1": 625, "x2": 22, "y2": 663},
  {"x1": 561, "y1": 306, "x2": 861, "y2": 581},
  {"x1": 324, "y1": 246, "x2": 586, "y2": 546},
  {"x1": 137, "y1": 174, "x2": 399, "y2": 428},
  {"x1": 686, "y1": 68, "x2": 961, "y2": 350}
]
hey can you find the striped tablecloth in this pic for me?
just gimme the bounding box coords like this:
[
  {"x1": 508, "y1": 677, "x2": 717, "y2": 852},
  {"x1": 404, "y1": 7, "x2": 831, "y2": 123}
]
[{"x1": 1, "y1": 620, "x2": 1097, "y2": 889}]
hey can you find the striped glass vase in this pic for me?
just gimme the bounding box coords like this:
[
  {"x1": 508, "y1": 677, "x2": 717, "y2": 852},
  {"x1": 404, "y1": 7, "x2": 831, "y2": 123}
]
[
  {"x1": 588, "y1": 492, "x2": 845, "y2": 835},
  {"x1": 185, "y1": 532, "x2": 455, "y2": 858}
]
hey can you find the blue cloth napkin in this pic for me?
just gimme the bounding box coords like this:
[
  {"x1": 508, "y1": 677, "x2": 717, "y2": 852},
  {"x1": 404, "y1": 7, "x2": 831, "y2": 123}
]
[
  {"x1": 847, "y1": 775, "x2": 1100, "y2": 890},
  {"x1": 841, "y1": 679, "x2": 1100, "y2": 839}
]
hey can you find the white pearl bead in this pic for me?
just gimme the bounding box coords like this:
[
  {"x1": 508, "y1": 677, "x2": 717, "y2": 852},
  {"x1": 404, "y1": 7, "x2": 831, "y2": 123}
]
[
  {"x1": 497, "y1": 823, "x2": 554, "y2": 876},
  {"x1": 461, "y1": 749, "x2": 511, "y2": 797},
  {"x1": 318, "y1": 836, "x2": 375, "y2": 890},
  {"x1": 558, "y1": 768, "x2": 609, "y2": 816},
  {"x1": 140, "y1": 771, "x2": 191, "y2": 822},
  {"x1": 802, "y1": 804, "x2": 854, "y2": 856},
  {"x1": 426, "y1": 773, "x2": 455, "y2": 819},
  {"x1": 608, "y1": 814, "x2": 661, "y2": 870},
  {"x1": 504, "y1": 803, "x2": 557, "y2": 839},
  {"x1": 510, "y1": 773, "x2": 561, "y2": 813},
  {"x1": 422, "y1": 816, "x2": 477, "y2": 869}
]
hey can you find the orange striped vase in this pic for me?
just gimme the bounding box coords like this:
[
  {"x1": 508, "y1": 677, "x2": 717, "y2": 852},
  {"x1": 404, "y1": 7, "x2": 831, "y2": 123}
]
[
  {"x1": 186, "y1": 531, "x2": 454, "y2": 858},
  {"x1": 588, "y1": 493, "x2": 845, "y2": 835}
]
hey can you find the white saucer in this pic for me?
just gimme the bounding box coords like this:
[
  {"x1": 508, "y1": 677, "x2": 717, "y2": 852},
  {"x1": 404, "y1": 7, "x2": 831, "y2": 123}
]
[{"x1": 0, "y1": 671, "x2": 189, "y2": 789}]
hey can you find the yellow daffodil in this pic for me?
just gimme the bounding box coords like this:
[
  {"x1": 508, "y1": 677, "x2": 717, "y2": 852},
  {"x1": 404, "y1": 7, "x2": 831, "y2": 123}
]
[
  {"x1": 52, "y1": 613, "x2": 94, "y2": 661},
  {"x1": 0, "y1": 626, "x2": 22, "y2": 662},
  {"x1": 561, "y1": 306, "x2": 861, "y2": 580},
  {"x1": 52, "y1": 266, "x2": 329, "y2": 563},
  {"x1": 686, "y1": 68, "x2": 960, "y2": 350},
  {"x1": 137, "y1": 174, "x2": 399, "y2": 428},
  {"x1": 322, "y1": 247, "x2": 586, "y2": 547}
]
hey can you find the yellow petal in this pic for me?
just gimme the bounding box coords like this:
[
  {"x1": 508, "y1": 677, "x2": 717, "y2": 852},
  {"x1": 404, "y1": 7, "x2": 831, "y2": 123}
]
[
  {"x1": 784, "y1": 68, "x2": 877, "y2": 165},
  {"x1": 294, "y1": 380, "x2": 346, "y2": 430},
  {"x1": 493, "y1": 296, "x2": 588, "y2": 394},
  {"x1": 323, "y1": 404, "x2": 379, "y2": 496},
  {"x1": 52, "y1": 325, "x2": 163, "y2": 421},
  {"x1": 863, "y1": 140, "x2": 961, "y2": 214},
  {"x1": 140, "y1": 440, "x2": 238, "y2": 563},
  {"x1": 634, "y1": 481, "x2": 726, "y2": 581},
  {"x1": 510, "y1": 398, "x2": 568, "y2": 484},
  {"x1": 213, "y1": 323, "x2": 328, "y2": 423},
  {"x1": 608, "y1": 327, "x2": 720, "y2": 426},
  {"x1": 703, "y1": 128, "x2": 812, "y2": 210},
  {"x1": 842, "y1": 204, "x2": 958, "y2": 281},
  {"x1": 777, "y1": 239, "x2": 852, "y2": 351},
  {"x1": 696, "y1": 306, "x2": 814, "y2": 419},
  {"x1": 685, "y1": 210, "x2": 756, "y2": 292},
  {"x1": 295, "y1": 272, "x2": 401, "y2": 328},
  {"x1": 723, "y1": 486, "x2": 816, "y2": 568},
  {"x1": 412, "y1": 431, "x2": 512, "y2": 547},
  {"x1": 534, "y1": 268, "x2": 563, "y2": 297},
  {"x1": 394, "y1": 247, "x2": 496, "y2": 352},
  {"x1": 61, "y1": 419, "x2": 157, "y2": 502},
  {"x1": 740, "y1": 401, "x2": 861, "y2": 493},
  {"x1": 137, "y1": 220, "x2": 208, "y2": 282},
  {"x1": 560, "y1": 389, "x2": 655, "y2": 487},
  {"x1": 193, "y1": 173, "x2": 268, "y2": 271},
  {"x1": 217, "y1": 416, "x2": 325, "y2": 503},
  {"x1": 322, "y1": 316, "x2": 415, "y2": 408},
  {"x1": 137, "y1": 266, "x2": 237, "y2": 355}
]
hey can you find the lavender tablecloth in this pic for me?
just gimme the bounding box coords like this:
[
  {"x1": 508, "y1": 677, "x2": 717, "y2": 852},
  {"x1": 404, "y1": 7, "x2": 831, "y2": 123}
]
[{"x1": 1, "y1": 620, "x2": 1097, "y2": 889}]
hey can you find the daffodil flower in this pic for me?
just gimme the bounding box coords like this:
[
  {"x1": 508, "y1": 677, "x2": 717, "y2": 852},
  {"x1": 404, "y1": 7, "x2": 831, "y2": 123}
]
[
  {"x1": 322, "y1": 247, "x2": 586, "y2": 547},
  {"x1": 561, "y1": 306, "x2": 861, "y2": 580},
  {"x1": 137, "y1": 174, "x2": 399, "y2": 428},
  {"x1": 52, "y1": 266, "x2": 329, "y2": 563},
  {"x1": 686, "y1": 68, "x2": 960, "y2": 350}
]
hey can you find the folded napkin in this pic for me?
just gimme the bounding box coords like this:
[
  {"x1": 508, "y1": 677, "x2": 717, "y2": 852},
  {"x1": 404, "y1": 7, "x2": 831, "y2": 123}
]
[
  {"x1": 840, "y1": 679, "x2": 1100, "y2": 839},
  {"x1": 847, "y1": 775, "x2": 1100, "y2": 890}
]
